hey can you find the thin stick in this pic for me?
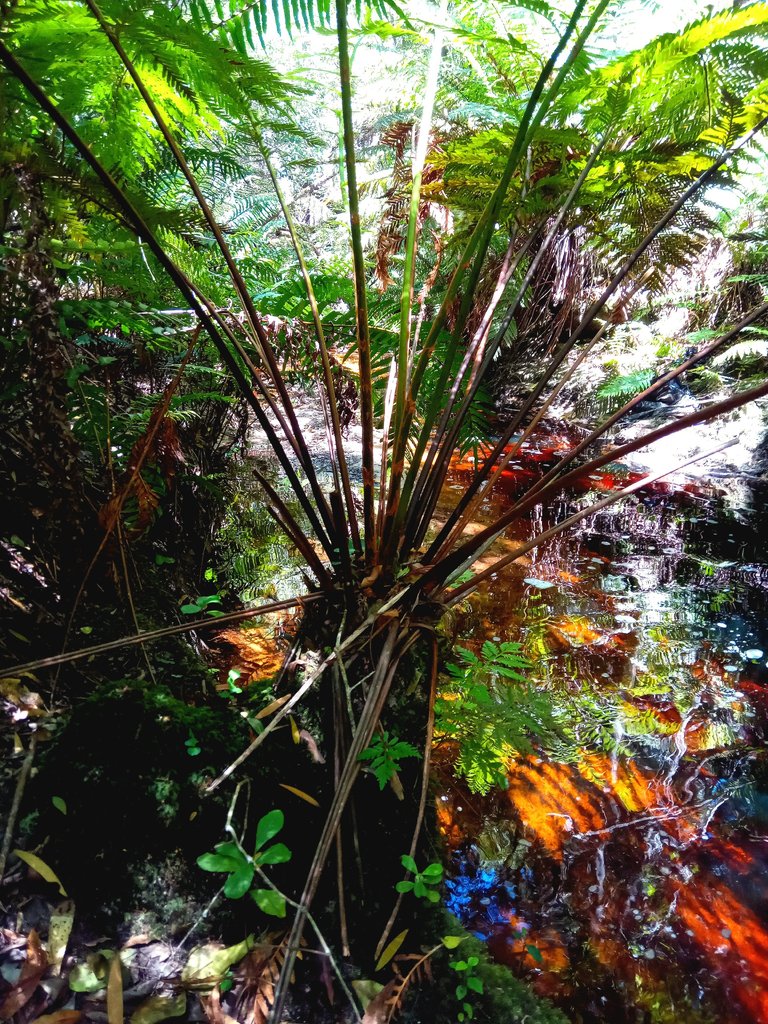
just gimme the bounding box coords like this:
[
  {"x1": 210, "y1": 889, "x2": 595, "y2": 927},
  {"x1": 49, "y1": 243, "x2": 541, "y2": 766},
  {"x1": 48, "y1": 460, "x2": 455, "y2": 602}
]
[
  {"x1": 0, "y1": 595, "x2": 319, "y2": 680},
  {"x1": 205, "y1": 587, "x2": 411, "y2": 793},
  {"x1": 269, "y1": 623, "x2": 407, "y2": 1023},
  {"x1": 0, "y1": 731, "x2": 38, "y2": 888},
  {"x1": 374, "y1": 630, "x2": 438, "y2": 960}
]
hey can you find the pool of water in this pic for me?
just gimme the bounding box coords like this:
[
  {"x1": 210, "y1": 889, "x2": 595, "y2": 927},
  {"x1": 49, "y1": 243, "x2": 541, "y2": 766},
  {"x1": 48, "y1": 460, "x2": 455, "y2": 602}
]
[{"x1": 436, "y1": 432, "x2": 768, "y2": 1023}]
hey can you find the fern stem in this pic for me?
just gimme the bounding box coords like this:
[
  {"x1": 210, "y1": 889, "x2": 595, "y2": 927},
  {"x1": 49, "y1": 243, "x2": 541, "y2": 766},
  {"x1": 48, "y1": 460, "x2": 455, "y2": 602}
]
[
  {"x1": 379, "y1": 0, "x2": 591, "y2": 565},
  {"x1": 393, "y1": 4, "x2": 445, "y2": 459},
  {"x1": 336, "y1": 0, "x2": 376, "y2": 564},
  {"x1": 257, "y1": 135, "x2": 362, "y2": 558}
]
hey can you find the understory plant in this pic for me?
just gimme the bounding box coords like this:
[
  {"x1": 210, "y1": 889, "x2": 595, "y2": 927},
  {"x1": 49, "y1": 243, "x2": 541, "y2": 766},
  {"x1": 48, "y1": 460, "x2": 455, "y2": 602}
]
[{"x1": 3, "y1": 0, "x2": 768, "y2": 1020}]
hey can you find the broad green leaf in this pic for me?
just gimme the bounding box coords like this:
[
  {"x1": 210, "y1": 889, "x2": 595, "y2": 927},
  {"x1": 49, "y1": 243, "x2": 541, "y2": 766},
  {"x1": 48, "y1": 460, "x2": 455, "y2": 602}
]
[
  {"x1": 400, "y1": 854, "x2": 418, "y2": 873},
  {"x1": 251, "y1": 888, "x2": 286, "y2": 917},
  {"x1": 442, "y1": 935, "x2": 464, "y2": 949},
  {"x1": 258, "y1": 842, "x2": 292, "y2": 865},
  {"x1": 255, "y1": 809, "x2": 284, "y2": 851},
  {"x1": 223, "y1": 864, "x2": 254, "y2": 899},
  {"x1": 52, "y1": 796, "x2": 67, "y2": 815},
  {"x1": 196, "y1": 852, "x2": 240, "y2": 873},
  {"x1": 375, "y1": 928, "x2": 408, "y2": 971},
  {"x1": 421, "y1": 863, "x2": 443, "y2": 880},
  {"x1": 395, "y1": 880, "x2": 413, "y2": 894}
]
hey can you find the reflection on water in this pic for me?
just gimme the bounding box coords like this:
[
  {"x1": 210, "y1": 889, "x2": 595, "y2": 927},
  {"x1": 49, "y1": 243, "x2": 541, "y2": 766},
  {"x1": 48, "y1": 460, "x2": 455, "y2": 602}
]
[{"x1": 438, "y1": 433, "x2": 768, "y2": 1023}]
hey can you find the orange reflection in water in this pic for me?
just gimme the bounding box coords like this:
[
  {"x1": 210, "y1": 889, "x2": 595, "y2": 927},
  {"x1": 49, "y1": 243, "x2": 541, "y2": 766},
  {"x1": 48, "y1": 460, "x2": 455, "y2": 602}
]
[{"x1": 496, "y1": 754, "x2": 768, "y2": 1021}]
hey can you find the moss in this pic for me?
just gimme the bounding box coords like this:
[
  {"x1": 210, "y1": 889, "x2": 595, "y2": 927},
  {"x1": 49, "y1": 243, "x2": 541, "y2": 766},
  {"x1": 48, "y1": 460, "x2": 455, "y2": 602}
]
[
  {"x1": 21, "y1": 676, "x2": 252, "y2": 932},
  {"x1": 404, "y1": 913, "x2": 570, "y2": 1024}
]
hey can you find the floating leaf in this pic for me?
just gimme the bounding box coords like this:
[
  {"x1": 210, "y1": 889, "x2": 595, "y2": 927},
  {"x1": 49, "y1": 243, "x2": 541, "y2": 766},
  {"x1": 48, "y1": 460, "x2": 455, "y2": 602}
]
[
  {"x1": 13, "y1": 849, "x2": 67, "y2": 895},
  {"x1": 375, "y1": 929, "x2": 408, "y2": 971},
  {"x1": 278, "y1": 783, "x2": 320, "y2": 807}
]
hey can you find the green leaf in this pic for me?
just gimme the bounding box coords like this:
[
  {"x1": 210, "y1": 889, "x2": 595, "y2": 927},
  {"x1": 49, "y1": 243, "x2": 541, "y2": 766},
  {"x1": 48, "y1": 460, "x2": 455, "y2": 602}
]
[
  {"x1": 421, "y1": 862, "x2": 443, "y2": 880},
  {"x1": 223, "y1": 864, "x2": 254, "y2": 899},
  {"x1": 400, "y1": 854, "x2": 418, "y2": 873},
  {"x1": 182, "y1": 937, "x2": 253, "y2": 985},
  {"x1": 251, "y1": 888, "x2": 286, "y2": 917},
  {"x1": 13, "y1": 849, "x2": 67, "y2": 895},
  {"x1": 52, "y1": 796, "x2": 67, "y2": 815},
  {"x1": 375, "y1": 928, "x2": 408, "y2": 971},
  {"x1": 255, "y1": 809, "x2": 284, "y2": 851},
  {"x1": 441, "y1": 935, "x2": 465, "y2": 949},
  {"x1": 526, "y1": 944, "x2": 544, "y2": 963},
  {"x1": 466, "y1": 976, "x2": 484, "y2": 993},
  {"x1": 130, "y1": 991, "x2": 187, "y2": 1024},
  {"x1": 456, "y1": 984, "x2": 468, "y2": 1000},
  {"x1": 180, "y1": 604, "x2": 201, "y2": 615},
  {"x1": 258, "y1": 842, "x2": 292, "y2": 865},
  {"x1": 196, "y1": 852, "x2": 240, "y2": 873},
  {"x1": 395, "y1": 880, "x2": 413, "y2": 893}
]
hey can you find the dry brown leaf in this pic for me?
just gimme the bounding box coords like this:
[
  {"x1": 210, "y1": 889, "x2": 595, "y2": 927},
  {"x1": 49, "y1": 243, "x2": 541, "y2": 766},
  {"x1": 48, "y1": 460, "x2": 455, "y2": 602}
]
[
  {"x1": 254, "y1": 694, "x2": 291, "y2": 719},
  {"x1": 278, "y1": 783, "x2": 320, "y2": 807},
  {"x1": 33, "y1": 1012, "x2": 83, "y2": 1024},
  {"x1": 362, "y1": 980, "x2": 398, "y2": 1024},
  {"x1": 0, "y1": 928, "x2": 48, "y2": 1018},
  {"x1": 200, "y1": 988, "x2": 239, "y2": 1024}
]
